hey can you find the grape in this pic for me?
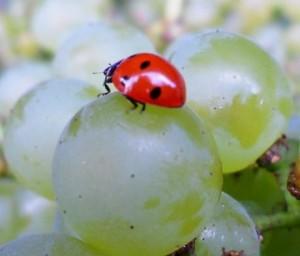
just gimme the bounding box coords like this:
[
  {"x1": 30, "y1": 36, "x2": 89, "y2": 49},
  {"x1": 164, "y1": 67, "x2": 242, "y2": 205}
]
[
  {"x1": 286, "y1": 114, "x2": 300, "y2": 141},
  {"x1": 0, "y1": 124, "x2": 3, "y2": 146},
  {"x1": 195, "y1": 192, "x2": 260, "y2": 256},
  {"x1": 182, "y1": 0, "x2": 219, "y2": 29},
  {"x1": 0, "y1": 17, "x2": 14, "y2": 66},
  {"x1": 252, "y1": 24, "x2": 286, "y2": 65},
  {"x1": 285, "y1": 24, "x2": 300, "y2": 57},
  {"x1": 0, "y1": 233, "x2": 102, "y2": 256},
  {"x1": 3, "y1": 79, "x2": 99, "y2": 199},
  {"x1": 53, "y1": 209, "x2": 79, "y2": 238},
  {"x1": 123, "y1": 0, "x2": 165, "y2": 27},
  {"x1": 165, "y1": 30, "x2": 293, "y2": 173},
  {"x1": 223, "y1": 167, "x2": 285, "y2": 216},
  {"x1": 261, "y1": 226, "x2": 300, "y2": 256},
  {"x1": 281, "y1": 0, "x2": 300, "y2": 22},
  {"x1": 0, "y1": 178, "x2": 56, "y2": 244},
  {"x1": 53, "y1": 93, "x2": 222, "y2": 256},
  {"x1": 17, "y1": 189, "x2": 56, "y2": 237},
  {"x1": 30, "y1": 0, "x2": 101, "y2": 51},
  {"x1": 0, "y1": 61, "x2": 52, "y2": 122},
  {"x1": 233, "y1": 0, "x2": 274, "y2": 32},
  {"x1": 53, "y1": 22, "x2": 155, "y2": 86},
  {"x1": 0, "y1": 179, "x2": 25, "y2": 244},
  {"x1": 1, "y1": 0, "x2": 39, "y2": 22}
]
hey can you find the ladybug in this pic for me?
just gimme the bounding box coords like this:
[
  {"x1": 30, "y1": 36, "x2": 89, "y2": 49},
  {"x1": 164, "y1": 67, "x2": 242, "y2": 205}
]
[{"x1": 102, "y1": 53, "x2": 186, "y2": 111}]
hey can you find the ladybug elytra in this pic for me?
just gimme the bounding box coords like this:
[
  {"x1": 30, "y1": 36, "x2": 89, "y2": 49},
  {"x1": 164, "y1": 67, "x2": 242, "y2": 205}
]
[{"x1": 102, "y1": 53, "x2": 186, "y2": 111}]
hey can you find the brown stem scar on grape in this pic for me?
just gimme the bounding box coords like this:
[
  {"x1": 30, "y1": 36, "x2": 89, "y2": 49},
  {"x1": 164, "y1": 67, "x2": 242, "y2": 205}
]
[
  {"x1": 256, "y1": 134, "x2": 288, "y2": 167},
  {"x1": 287, "y1": 159, "x2": 300, "y2": 199},
  {"x1": 221, "y1": 247, "x2": 245, "y2": 256}
]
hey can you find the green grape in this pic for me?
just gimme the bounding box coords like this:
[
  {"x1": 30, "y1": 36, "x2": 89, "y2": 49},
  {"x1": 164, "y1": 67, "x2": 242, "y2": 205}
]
[
  {"x1": 282, "y1": 0, "x2": 300, "y2": 22},
  {"x1": 252, "y1": 24, "x2": 285, "y2": 65},
  {"x1": 53, "y1": 93, "x2": 222, "y2": 256},
  {"x1": 0, "y1": 62, "x2": 52, "y2": 122},
  {"x1": 30, "y1": 0, "x2": 101, "y2": 51},
  {"x1": 0, "y1": 124, "x2": 3, "y2": 146},
  {"x1": 124, "y1": 0, "x2": 165, "y2": 27},
  {"x1": 0, "y1": 179, "x2": 25, "y2": 244},
  {"x1": 53, "y1": 209, "x2": 78, "y2": 238},
  {"x1": 182, "y1": 0, "x2": 219, "y2": 29},
  {"x1": 285, "y1": 25, "x2": 300, "y2": 55},
  {"x1": 3, "y1": 79, "x2": 98, "y2": 199},
  {"x1": 234, "y1": 0, "x2": 274, "y2": 32},
  {"x1": 0, "y1": 233, "x2": 102, "y2": 256},
  {"x1": 0, "y1": 16, "x2": 14, "y2": 66},
  {"x1": 53, "y1": 22, "x2": 155, "y2": 86},
  {"x1": 17, "y1": 189, "x2": 56, "y2": 237},
  {"x1": 0, "y1": 178, "x2": 56, "y2": 245},
  {"x1": 287, "y1": 115, "x2": 300, "y2": 141},
  {"x1": 195, "y1": 192, "x2": 260, "y2": 256},
  {"x1": 165, "y1": 30, "x2": 293, "y2": 173},
  {"x1": 223, "y1": 167, "x2": 285, "y2": 216},
  {"x1": 261, "y1": 225, "x2": 300, "y2": 255}
]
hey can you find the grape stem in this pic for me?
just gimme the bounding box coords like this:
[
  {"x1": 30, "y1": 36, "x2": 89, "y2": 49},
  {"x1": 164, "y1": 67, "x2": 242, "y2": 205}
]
[
  {"x1": 279, "y1": 165, "x2": 300, "y2": 213},
  {"x1": 255, "y1": 211, "x2": 300, "y2": 232},
  {"x1": 256, "y1": 164, "x2": 300, "y2": 232}
]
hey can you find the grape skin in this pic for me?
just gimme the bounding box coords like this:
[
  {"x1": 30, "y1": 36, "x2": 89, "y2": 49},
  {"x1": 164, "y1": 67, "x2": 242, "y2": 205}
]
[
  {"x1": 0, "y1": 233, "x2": 102, "y2": 256},
  {"x1": 53, "y1": 22, "x2": 156, "y2": 86},
  {"x1": 3, "y1": 79, "x2": 99, "y2": 199},
  {"x1": 53, "y1": 93, "x2": 222, "y2": 256},
  {"x1": 195, "y1": 192, "x2": 260, "y2": 256},
  {"x1": 165, "y1": 30, "x2": 293, "y2": 173},
  {"x1": 0, "y1": 179, "x2": 56, "y2": 245},
  {"x1": 30, "y1": 0, "x2": 100, "y2": 51},
  {"x1": 0, "y1": 61, "x2": 52, "y2": 122}
]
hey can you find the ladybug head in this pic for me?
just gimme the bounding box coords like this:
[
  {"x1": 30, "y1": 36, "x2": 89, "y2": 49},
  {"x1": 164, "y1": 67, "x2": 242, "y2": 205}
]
[{"x1": 103, "y1": 60, "x2": 122, "y2": 78}]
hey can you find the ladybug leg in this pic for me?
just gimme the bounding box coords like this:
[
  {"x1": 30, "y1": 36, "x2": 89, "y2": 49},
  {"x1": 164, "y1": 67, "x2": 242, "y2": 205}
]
[
  {"x1": 140, "y1": 103, "x2": 146, "y2": 112},
  {"x1": 126, "y1": 96, "x2": 138, "y2": 110},
  {"x1": 102, "y1": 77, "x2": 111, "y2": 95},
  {"x1": 126, "y1": 97, "x2": 147, "y2": 113},
  {"x1": 99, "y1": 60, "x2": 122, "y2": 97},
  {"x1": 97, "y1": 76, "x2": 111, "y2": 97}
]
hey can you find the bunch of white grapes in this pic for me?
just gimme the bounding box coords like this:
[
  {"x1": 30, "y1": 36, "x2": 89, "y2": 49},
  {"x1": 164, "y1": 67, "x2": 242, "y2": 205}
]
[{"x1": 1, "y1": 21, "x2": 292, "y2": 256}]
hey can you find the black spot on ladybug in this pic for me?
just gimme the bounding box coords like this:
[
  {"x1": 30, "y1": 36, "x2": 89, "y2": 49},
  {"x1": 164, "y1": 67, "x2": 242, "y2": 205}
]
[
  {"x1": 122, "y1": 75, "x2": 130, "y2": 80},
  {"x1": 120, "y1": 81, "x2": 125, "y2": 87},
  {"x1": 140, "y1": 60, "x2": 151, "y2": 69},
  {"x1": 149, "y1": 87, "x2": 161, "y2": 99}
]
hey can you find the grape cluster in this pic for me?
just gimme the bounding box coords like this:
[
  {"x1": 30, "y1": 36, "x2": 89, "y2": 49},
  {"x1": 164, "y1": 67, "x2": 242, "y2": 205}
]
[{"x1": 0, "y1": 19, "x2": 293, "y2": 256}]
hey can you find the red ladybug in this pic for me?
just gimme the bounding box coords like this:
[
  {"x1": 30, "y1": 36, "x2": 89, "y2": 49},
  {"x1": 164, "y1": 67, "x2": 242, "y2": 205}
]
[{"x1": 102, "y1": 53, "x2": 186, "y2": 111}]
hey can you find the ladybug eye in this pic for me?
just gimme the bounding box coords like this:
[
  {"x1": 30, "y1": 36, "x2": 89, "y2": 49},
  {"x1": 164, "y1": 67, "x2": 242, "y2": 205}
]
[
  {"x1": 140, "y1": 60, "x2": 151, "y2": 70},
  {"x1": 149, "y1": 87, "x2": 161, "y2": 99}
]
